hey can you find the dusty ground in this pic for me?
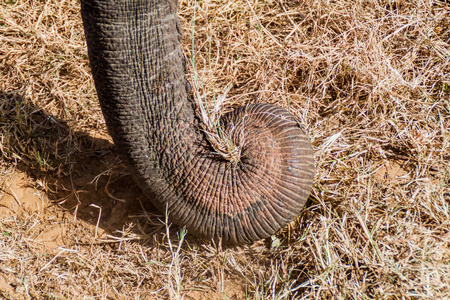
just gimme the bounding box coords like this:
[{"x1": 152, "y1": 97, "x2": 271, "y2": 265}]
[
  {"x1": 0, "y1": 151, "x2": 247, "y2": 299},
  {"x1": 1, "y1": 0, "x2": 450, "y2": 299}
]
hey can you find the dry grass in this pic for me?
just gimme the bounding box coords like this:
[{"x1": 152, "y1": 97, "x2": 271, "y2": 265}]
[{"x1": 1, "y1": 0, "x2": 449, "y2": 299}]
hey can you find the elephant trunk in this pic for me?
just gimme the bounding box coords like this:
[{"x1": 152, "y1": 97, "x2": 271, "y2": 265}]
[{"x1": 80, "y1": 0, "x2": 314, "y2": 244}]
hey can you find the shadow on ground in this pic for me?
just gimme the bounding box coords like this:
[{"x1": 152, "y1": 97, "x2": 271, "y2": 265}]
[{"x1": 0, "y1": 90, "x2": 169, "y2": 243}]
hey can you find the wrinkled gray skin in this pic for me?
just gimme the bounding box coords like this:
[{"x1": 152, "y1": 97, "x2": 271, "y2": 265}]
[{"x1": 80, "y1": 0, "x2": 314, "y2": 244}]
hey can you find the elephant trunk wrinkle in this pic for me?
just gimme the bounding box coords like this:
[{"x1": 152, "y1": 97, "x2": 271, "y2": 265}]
[{"x1": 81, "y1": 0, "x2": 314, "y2": 244}]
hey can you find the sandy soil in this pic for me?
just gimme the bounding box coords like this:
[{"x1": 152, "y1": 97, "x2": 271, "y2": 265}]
[{"x1": 0, "y1": 138, "x2": 248, "y2": 299}]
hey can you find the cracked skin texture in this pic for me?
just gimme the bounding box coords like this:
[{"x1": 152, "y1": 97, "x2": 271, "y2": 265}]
[{"x1": 81, "y1": 0, "x2": 314, "y2": 244}]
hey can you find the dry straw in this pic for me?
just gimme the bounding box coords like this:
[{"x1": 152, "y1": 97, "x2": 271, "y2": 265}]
[{"x1": 1, "y1": 0, "x2": 449, "y2": 299}]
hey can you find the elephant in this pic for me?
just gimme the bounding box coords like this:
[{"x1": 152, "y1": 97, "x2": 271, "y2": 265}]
[{"x1": 80, "y1": 0, "x2": 314, "y2": 244}]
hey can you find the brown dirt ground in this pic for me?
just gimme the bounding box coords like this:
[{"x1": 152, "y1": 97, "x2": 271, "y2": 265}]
[
  {"x1": 0, "y1": 139, "x2": 247, "y2": 299},
  {"x1": 1, "y1": 0, "x2": 449, "y2": 298}
]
